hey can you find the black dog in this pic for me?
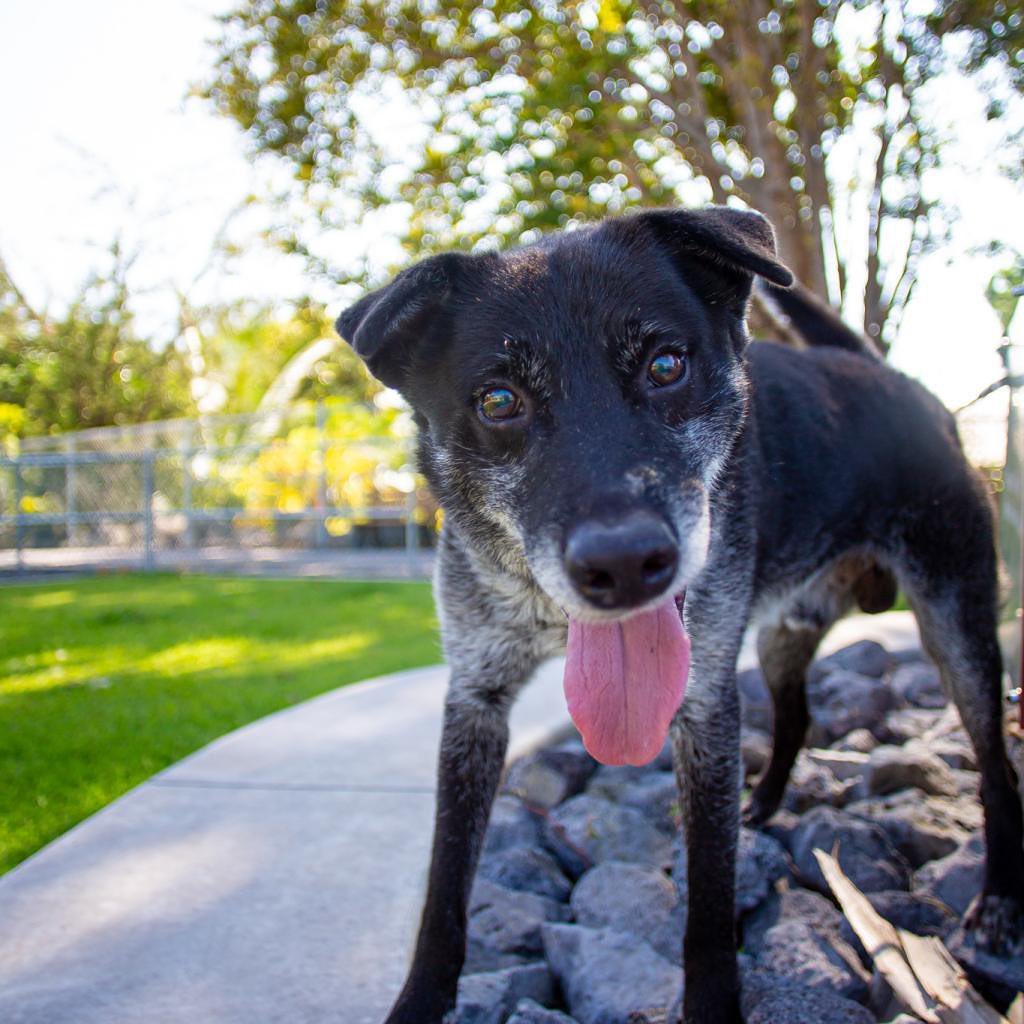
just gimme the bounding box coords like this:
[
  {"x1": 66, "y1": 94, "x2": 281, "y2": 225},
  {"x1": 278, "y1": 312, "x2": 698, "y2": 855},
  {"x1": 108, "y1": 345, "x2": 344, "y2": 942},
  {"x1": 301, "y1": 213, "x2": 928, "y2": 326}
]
[{"x1": 337, "y1": 206, "x2": 1024, "y2": 1024}]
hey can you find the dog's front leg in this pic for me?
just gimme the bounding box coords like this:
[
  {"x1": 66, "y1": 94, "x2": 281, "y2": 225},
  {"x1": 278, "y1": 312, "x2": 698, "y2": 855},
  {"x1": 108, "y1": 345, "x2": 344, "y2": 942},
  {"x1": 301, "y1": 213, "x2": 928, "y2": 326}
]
[
  {"x1": 384, "y1": 681, "x2": 513, "y2": 1024},
  {"x1": 384, "y1": 544, "x2": 553, "y2": 1024},
  {"x1": 672, "y1": 601, "x2": 746, "y2": 1024}
]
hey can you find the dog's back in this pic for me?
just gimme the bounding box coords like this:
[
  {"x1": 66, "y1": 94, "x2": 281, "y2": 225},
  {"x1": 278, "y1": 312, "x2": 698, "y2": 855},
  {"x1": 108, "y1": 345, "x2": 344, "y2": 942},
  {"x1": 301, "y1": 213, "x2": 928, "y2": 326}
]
[{"x1": 746, "y1": 301, "x2": 972, "y2": 595}]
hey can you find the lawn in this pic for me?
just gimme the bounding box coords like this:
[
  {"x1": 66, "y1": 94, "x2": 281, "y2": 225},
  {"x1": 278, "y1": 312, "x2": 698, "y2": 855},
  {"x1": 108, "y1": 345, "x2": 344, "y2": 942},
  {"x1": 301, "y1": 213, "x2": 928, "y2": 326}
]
[{"x1": 0, "y1": 573, "x2": 439, "y2": 875}]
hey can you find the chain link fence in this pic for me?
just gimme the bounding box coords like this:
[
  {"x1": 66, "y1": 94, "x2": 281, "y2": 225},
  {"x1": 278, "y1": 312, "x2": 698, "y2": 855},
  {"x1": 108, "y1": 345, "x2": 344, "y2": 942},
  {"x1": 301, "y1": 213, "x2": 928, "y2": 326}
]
[
  {"x1": 0, "y1": 400, "x2": 437, "y2": 577},
  {"x1": 0, "y1": 395, "x2": 1013, "y2": 580}
]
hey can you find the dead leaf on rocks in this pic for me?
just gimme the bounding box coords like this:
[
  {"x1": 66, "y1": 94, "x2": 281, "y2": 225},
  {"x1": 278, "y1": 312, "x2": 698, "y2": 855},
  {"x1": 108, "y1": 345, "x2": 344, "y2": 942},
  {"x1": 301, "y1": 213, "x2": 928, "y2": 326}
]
[{"x1": 813, "y1": 848, "x2": 1021, "y2": 1024}]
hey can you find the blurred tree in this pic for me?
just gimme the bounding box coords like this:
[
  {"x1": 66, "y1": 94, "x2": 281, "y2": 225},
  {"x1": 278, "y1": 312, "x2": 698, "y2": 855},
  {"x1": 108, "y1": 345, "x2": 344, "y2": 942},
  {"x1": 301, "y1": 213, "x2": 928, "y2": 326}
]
[
  {"x1": 178, "y1": 300, "x2": 379, "y2": 415},
  {"x1": 0, "y1": 246, "x2": 194, "y2": 437},
  {"x1": 202, "y1": 0, "x2": 1023, "y2": 348},
  {"x1": 0, "y1": 244, "x2": 378, "y2": 437}
]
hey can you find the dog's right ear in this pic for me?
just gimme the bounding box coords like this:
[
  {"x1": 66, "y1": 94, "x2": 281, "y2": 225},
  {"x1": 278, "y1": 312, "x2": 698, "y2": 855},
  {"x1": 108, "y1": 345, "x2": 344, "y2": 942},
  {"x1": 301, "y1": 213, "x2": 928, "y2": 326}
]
[
  {"x1": 335, "y1": 253, "x2": 468, "y2": 391},
  {"x1": 635, "y1": 206, "x2": 795, "y2": 291}
]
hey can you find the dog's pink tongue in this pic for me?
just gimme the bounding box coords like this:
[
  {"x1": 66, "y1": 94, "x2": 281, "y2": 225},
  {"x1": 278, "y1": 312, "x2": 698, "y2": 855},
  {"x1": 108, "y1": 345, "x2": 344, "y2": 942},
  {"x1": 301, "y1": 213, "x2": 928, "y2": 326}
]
[{"x1": 564, "y1": 598, "x2": 690, "y2": 766}]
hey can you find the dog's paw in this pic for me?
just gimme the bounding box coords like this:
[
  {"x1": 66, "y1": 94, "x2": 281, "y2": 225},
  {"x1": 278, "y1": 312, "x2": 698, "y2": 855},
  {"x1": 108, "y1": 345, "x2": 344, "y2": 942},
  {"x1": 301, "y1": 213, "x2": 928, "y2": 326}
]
[
  {"x1": 741, "y1": 796, "x2": 774, "y2": 828},
  {"x1": 383, "y1": 988, "x2": 454, "y2": 1024},
  {"x1": 963, "y1": 892, "x2": 1024, "y2": 958},
  {"x1": 383, "y1": 1007, "x2": 448, "y2": 1024}
]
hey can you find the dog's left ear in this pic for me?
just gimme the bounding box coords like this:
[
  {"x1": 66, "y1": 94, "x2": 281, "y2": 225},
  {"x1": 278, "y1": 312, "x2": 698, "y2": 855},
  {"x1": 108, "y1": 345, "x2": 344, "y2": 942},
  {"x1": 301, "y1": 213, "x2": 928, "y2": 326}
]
[{"x1": 631, "y1": 205, "x2": 794, "y2": 300}]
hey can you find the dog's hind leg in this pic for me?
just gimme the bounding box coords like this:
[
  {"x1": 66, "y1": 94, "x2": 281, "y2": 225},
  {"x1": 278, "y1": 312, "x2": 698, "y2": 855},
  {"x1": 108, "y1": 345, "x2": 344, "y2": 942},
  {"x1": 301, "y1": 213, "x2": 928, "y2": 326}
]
[
  {"x1": 743, "y1": 619, "x2": 827, "y2": 825},
  {"x1": 902, "y1": 508, "x2": 1024, "y2": 954},
  {"x1": 744, "y1": 555, "x2": 886, "y2": 825}
]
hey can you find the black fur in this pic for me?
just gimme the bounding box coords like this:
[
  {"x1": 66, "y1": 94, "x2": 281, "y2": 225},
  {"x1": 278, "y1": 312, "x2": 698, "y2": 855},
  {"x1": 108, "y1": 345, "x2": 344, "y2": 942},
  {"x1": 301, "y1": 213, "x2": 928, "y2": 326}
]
[
  {"x1": 337, "y1": 206, "x2": 1024, "y2": 1024},
  {"x1": 759, "y1": 278, "x2": 882, "y2": 358}
]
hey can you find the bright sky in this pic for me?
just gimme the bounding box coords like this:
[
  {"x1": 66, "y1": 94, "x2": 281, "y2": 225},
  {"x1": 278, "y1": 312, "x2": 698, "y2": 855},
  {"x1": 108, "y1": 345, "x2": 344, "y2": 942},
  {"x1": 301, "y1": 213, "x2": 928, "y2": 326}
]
[{"x1": 0, "y1": 1, "x2": 1020, "y2": 460}]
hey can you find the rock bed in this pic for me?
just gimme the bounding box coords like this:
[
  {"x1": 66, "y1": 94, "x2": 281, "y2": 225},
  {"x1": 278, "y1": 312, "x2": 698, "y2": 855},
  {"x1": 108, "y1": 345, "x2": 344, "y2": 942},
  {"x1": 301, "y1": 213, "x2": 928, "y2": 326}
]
[{"x1": 450, "y1": 640, "x2": 1024, "y2": 1024}]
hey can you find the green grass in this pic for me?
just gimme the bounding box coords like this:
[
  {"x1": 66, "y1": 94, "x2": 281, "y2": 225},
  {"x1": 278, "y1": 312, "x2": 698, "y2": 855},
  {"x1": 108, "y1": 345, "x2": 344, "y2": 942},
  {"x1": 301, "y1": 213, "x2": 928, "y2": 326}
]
[{"x1": 0, "y1": 573, "x2": 439, "y2": 874}]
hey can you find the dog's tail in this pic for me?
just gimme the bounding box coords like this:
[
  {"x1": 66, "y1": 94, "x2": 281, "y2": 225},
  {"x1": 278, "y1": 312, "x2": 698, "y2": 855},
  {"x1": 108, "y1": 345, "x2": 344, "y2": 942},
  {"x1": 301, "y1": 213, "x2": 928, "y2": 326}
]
[{"x1": 760, "y1": 281, "x2": 882, "y2": 359}]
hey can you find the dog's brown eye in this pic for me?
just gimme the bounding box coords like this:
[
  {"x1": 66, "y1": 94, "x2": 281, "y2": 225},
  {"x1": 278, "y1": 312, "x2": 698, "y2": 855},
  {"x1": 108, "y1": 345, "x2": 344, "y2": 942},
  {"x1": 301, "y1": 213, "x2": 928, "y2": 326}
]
[
  {"x1": 478, "y1": 386, "x2": 522, "y2": 422},
  {"x1": 648, "y1": 351, "x2": 686, "y2": 387}
]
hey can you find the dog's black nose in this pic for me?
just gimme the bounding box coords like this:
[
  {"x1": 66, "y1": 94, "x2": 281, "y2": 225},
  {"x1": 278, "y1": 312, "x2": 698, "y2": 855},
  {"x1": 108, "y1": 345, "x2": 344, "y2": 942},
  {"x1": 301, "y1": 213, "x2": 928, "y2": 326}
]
[{"x1": 565, "y1": 513, "x2": 679, "y2": 609}]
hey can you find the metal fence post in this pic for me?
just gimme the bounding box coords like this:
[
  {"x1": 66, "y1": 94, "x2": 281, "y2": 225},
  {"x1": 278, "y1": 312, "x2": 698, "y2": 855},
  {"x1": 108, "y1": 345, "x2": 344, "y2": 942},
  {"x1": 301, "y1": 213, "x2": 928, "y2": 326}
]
[
  {"x1": 65, "y1": 436, "x2": 76, "y2": 547},
  {"x1": 182, "y1": 423, "x2": 195, "y2": 549},
  {"x1": 316, "y1": 399, "x2": 328, "y2": 548},
  {"x1": 142, "y1": 452, "x2": 155, "y2": 571},
  {"x1": 13, "y1": 458, "x2": 24, "y2": 574}
]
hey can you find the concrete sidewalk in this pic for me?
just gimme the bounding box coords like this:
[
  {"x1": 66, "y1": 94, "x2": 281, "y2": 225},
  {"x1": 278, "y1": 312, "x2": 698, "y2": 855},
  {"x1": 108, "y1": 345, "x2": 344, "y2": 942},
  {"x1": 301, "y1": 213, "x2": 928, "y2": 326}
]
[
  {"x1": 0, "y1": 545, "x2": 435, "y2": 583},
  {"x1": 0, "y1": 612, "x2": 920, "y2": 1024}
]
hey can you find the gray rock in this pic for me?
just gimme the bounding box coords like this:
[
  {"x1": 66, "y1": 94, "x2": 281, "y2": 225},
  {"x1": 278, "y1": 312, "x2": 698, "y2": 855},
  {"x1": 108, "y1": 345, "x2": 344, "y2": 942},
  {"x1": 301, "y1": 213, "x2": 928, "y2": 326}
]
[
  {"x1": 806, "y1": 748, "x2": 870, "y2": 782},
  {"x1": 742, "y1": 887, "x2": 847, "y2": 956},
  {"x1": 587, "y1": 771, "x2": 681, "y2": 836},
  {"x1": 929, "y1": 737, "x2": 977, "y2": 771},
  {"x1": 952, "y1": 768, "x2": 981, "y2": 799},
  {"x1": 742, "y1": 728, "x2": 772, "y2": 778},
  {"x1": 809, "y1": 670, "x2": 895, "y2": 744},
  {"x1": 478, "y1": 846, "x2": 572, "y2": 903},
  {"x1": 652, "y1": 737, "x2": 675, "y2": 772},
  {"x1": 736, "y1": 828, "x2": 791, "y2": 913},
  {"x1": 741, "y1": 966, "x2": 876, "y2": 1023},
  {"x1": 889, "y1": 662, "x2": 946, "y2": 709},
  {"x1": 926, "y1": 709, "x2": 968, "y2": 741},
  {"x1": 810, "y1": 640, "x2": 893, "y2": 682},
  {"x1": 570, "y1": 862, "x2": 683, "y2": 963},
  {"x1": 844, "y1": 791, "x2": 979, "y2": 868},
  {"x1": 504, "y1": 744, "x2": 598, "y2": 810},
  {"x1": 673, "y1": 827, "x2": 788, "y2": 916},
  {"x1": 584, "y1": 764, "x2": 656, "y2": 790},
  {"x1": 913, "y1": 833, "x2": 984, "y2": 915},
  {"x1": 463, "y1": 946, "x2": 532, "y2": 974},
  {"x1": 755, "y1": 919, "x2": 870, "y2": 1001},
  {"x1": 468, "y1": 879, "x2": 570, "y2": 958},
  {"x1": 864, "y1": 742, "x2": 958, "y2": 798},
  {"x1": 833, "y1": 729, "x2": 878, "y2": 754},
  {"x1": 763, "y1": 808, "x2": 803, "y2": 849},
  {"x1": 783, "y1": 753, "x2": 856, "y2": 812},
  {"x1": 739, "y1": 667, "x2": 773, "y2": 732},
  {"x1": 891, "y1": 646, "x2": 928, "y2": 664},
  {"x1": 786, "y1": 805, "x2": 912, "y2": 894},
  {"x1": 484, "y1": 796, "x2": 543, "y2": 856},
  {"x1": 454, "y1": 963, "x2": 555, "y2": 1024},
  {"x1": 507, "y1": 1000, "x2": 578, "y2": 1024},
  {"x1": 543, "y1": 794, "x2": 673, "y2": 879},
  {"x1": 837, "y1": 890, "x2": 957, "y2": 957},
  {"x1": 542, "y1": 924, "x2": 683, "y2": 1024},
  {"x1": 876, "y1": 707, "x2": 945, "y2": 745},
  {"x1": 946, "y1": 924, "x2": 1024, "y2": 1006}
]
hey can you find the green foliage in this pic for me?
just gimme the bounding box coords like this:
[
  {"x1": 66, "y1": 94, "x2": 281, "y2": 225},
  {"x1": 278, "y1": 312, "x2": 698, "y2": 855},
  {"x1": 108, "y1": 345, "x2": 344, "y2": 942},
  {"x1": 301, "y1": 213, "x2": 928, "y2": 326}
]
[
  {"x1": 0, "y1": 247, "x2": 379, "y2": 438},
  {"x1": 985, "y1": 253, "x2": 1024, "y2": 334},
  {"x1": 189, "y1": 301, "x2": 380, "y2": 414},
  {"x1": 233, "y1": 402, "x2": 416, "y2": 528},
  {"x1": 0, "y1": 248, "x2": 194, "y2": 437},
  {"x1": 0, "y1": 574, "x2": 438, "y2": 873},
  {"x1": 202, "y1": 0, "x2": 1024, "y2": 342}
]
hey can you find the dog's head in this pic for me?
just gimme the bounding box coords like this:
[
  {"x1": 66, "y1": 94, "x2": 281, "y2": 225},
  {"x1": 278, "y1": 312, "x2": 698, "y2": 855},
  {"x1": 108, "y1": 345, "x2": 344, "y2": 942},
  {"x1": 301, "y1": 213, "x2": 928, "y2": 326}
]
[{"x1": 338, "y1": 206, "x2": 791, "y2": 623}]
